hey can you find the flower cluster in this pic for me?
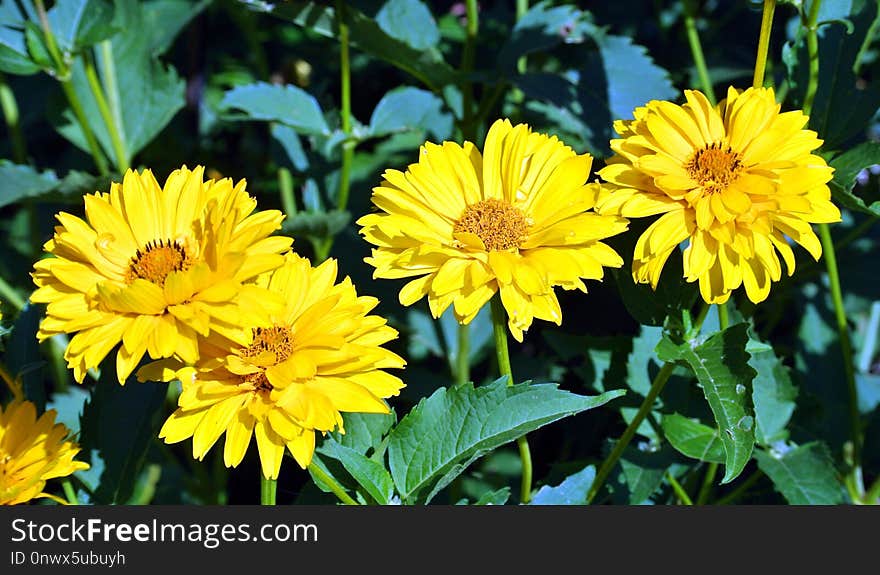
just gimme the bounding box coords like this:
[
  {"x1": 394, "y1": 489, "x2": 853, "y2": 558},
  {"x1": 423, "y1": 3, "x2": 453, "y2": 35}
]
[{"x1": 31, "y1": 167, "x2": 405, "y2": 480}]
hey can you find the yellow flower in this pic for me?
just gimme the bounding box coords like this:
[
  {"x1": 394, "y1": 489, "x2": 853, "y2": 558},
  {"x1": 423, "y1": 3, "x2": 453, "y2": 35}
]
[
  {"x1": 31, "y1": 166, "x2": 293, "y2": 384},
  {"x1": 0, "y1": 401, "x2": 89, "y2": 505},
  {"x1": 149, "y1": 253, "x2": 405, "y2": 480},
  {"x1": 357, "y1": 119, "x2": 629, "y2": 341},
  {"x1": 597, "y1": 87, "x2": 841, "y2": 304}
]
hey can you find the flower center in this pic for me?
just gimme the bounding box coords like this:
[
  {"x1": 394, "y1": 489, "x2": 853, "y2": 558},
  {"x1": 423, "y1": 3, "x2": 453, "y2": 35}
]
[
  {"x1": 453, "y1": 199, "x2": 529, "y2": 251},
  {"x1": 126, "y1": 239, "x2": 192, "y2": 285},
  {"x1": 244, "y1": 371, "x2": 273, "y2": 393},
  {"x1": 685, "y1": 143, "x2": 744, "y2": 194},
  {"x1": 241, "y1": 326, "x2": 293, "y2": 364}
]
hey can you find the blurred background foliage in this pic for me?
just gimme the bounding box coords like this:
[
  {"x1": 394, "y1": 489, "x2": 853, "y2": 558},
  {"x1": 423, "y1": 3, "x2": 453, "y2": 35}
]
[{"x1": 1, "y1": 0, "x2": 879, "y2": 505}]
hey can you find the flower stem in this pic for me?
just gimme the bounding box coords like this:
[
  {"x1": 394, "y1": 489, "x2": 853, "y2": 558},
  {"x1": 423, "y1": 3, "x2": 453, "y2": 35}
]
[
  {"x1": 717, "y1": 302, "x2": 729, "y2": 330},
  {"x1": 667, "y1": 470, "x2": 693, "y2": 505},
  {"x1": 455, "y1": 323, "x2": 470, "y2": 386},
  {"x1": 0, "y1": 274, "x2": 26, "y2": 311},
  {"x1": 308, "y1": 462, "x2": 358, "y2": 505},
  {"x1": 83, "y1": 54, "x2": 129, "y2": 172},
  {"x1": 460, "y1": 0, "x2": 479, "y2": 139},
  {"x1": 818, "y1": 223, "x2": 862, "y2": 481},
  {"x1": 278, "y1": 166, "x2": 296, "y2": 218},
  {"x1": 802, "y1": 0, "x2": 822, "y2": 115},
  {"x1": 62, "y1": 480, "x2": 79, "y2": 505},
  {"x1": 260, "y1": 474, "x2": 277, "y2": 505},
  {"x1": 33, "y1": 0, "x2": 109, "y2": 176},
  {"x1": 586, "y1": 361, "x2": 675, "y2": 504},
  {"x1": 752, "y1": 0, "x2": 777, "y2": 88},
  {"x1": 683, "y1": 0, "x2": 715, "y2": 105},
  {"x1": 490, "y1": 295, "x2": 532, "y2": 503},
  {"x1": 695, "y1": 462, "x2": 718, "y2": 504},
  {"x1": 0, "y1": 72, "x2": 26, "y2": 163}
]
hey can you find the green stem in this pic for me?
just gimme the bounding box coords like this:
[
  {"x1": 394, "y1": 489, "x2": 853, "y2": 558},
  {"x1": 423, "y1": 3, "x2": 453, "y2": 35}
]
[
  {"x1": 97, "y1": 41, "x2": 124, "y2": 139},
  {"x1": 715, "y1": 470, "x2": 763, "y2": 505},
  {"x1": 309, "y1": 462, "x2": 358, "y2": 505},
  {"x1": 490, "y1": 295, "x2": 532, "y2": 503},
  {"x1": 0, "y1": 72, "x2": 26, "y2": 163},
  {"x1": 455, "y1": 323, "x2": 470, "y2": 387},
  {"x1": 717, "y1": 302, "x2": 729, "y2": 330},
  {"x1": 260, "y1": 474, "x2": 276, "y2": 505},
  {"x1": 818, "y1": 223, "x2": 862, "y2": 475},
  {"x1": 752, "y1": 0, "x2": 777, "y2": 88},
  {"x1": 278, "y1": 166, "x2": 296, "y2": 218},
  {"x1": 802, "y1": 0, "x2": 821, "y2": 114},
  {"x1": 460, "y1": 0, "x2": 479, "y2": 140},
  {"x1": 667, "y1": 471, "x2": 693, "y2": 505},
  {"x1": 587, "y1": 362, "x2": 676, "y2": 504},
  {"x1": 83, "y1": 54, "x2": 128, "y2": 172},
  {"x1": 854, "y1": 5, "x2": 880, "y2": 75},
  {"x1": 0, "y1": 274, "x2": 26, "y2": 310},
  {"x1": 62, "y1": 480, "x2": 78, "y2": 505},
  {"x1": 683, "y1": 0, "x2": 715, "y2": 105},
  {"x1": 695, "y1": 462, "x2": 718, "y2": 504}
]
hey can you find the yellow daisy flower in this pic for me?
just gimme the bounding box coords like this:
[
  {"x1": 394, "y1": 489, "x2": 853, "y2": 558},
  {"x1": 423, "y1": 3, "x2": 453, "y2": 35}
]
[
  {"x1": 0, "y1": 401, "x2": 89, "y2": 505},
  {"x1": 148, "y1": 253, "x2": 405, "y2": 480},
  {"x1": 357, "y1": 119, "x2": 629, "y2": 341},
  {"x1": 31, "y1": 166, "x2": 293, "y2": 384},
  {"x1": 597, "y1": 86, "x2": 841, "y2": 304}
]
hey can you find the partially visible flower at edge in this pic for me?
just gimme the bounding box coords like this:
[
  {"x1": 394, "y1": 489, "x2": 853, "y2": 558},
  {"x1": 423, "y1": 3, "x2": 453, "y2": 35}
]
[
  {"x1": 30, "y1": 165, "x2": 293, "y2": 384},
  {"x1": 596, "y1": 86, "x2": 840, "y2": 304},
  {"x1": 144, "y1": 253, "x2": 405, "y2": 480},
  {"x1": 358, "y1": 118, "x2": 629, "y2": 341},
  {"x1": 0, "y1": 400, "x2": 89, "y2": 505}
]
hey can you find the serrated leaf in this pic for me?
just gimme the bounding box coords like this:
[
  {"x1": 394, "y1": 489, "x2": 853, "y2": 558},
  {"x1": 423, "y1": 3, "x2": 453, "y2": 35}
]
[
  {"x1": 530, "y1": 464, "x2": 595, "y2": 505},
  {"x1": 46, "y1": 386, "x2": 91, "y2": 438},
  {"x1": 6, "y1": 304, "x2": 47, "y2": 411},
  {"x1": 828, "y1": 142, "x2": 880, "y2": 216},
  {"x1": 47, "y1": 0, "x2": 116, "y2": 52},
  {"x1": 281, "y1": 210, "x2": 350, "y2": 239},
  {"x1": 271, "y1": 123, "x2": 309, "y2": 171},
  {"x1": 369, "y1": 86, "x2": 452, "y2": 140},
  {"x1": 78, "y1": 375, "x2": 167, "y2": 504},
  {"x1": 387, "y1": 378, "x2": 625, "y2": 503},
  {"x1": 754, "y1": 443, "x2": 844, "y2": 504},
  {"x1": 222, "y1": 81, "x2": 329, "y2": 135},
  {"x1": 661, "y1": 413, "x2": 726, "y2": 463},
  {"x1": 375, "y1": 0, "x2": 439, "y2": 51},
  {"x1": 498, "y1": 1, "x2": 584, "y2": 73},
  {"x1": 322, "y1": 440, "x2": 394, "y2": 505},
  {"x1": 331, "y1": 411, "x2": 396, "y2": 456},
  {"x1": 473, "y1": 487, "x2": 510, "y2": 505},
  {"x1": 657, "y1": 323, "x2": 756, "y2": 483},
  {"x1": 619, "y1": 446, "x2": 675, "y2": 504},
  {"x1": 243, "y1": 1, "x2": 456, "y2": 91},
  {"x1": 749, "y1": 344, "x2": 798, "y2": 445}
]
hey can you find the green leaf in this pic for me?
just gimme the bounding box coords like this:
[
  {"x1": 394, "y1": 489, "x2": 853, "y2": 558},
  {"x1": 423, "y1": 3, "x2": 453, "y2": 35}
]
[
  {"x1": 657, "y1": 323, "x2": 756, "y2": 483},
  {"x1": 530, "y1": 464, "x2": 595, "y2": 505},
  {"x1": 498, "y1": 2, "x2": 584, "y2": 73},
  {"x1": 322, "y1": 440, "x2": 395, "y2": 504},
  {"x1": 787, "y1": 1, "x2": 880, "y2": 149},
  {"x1": 828, "y1": 142, "x2": 880, "y2": 216},
  {"x1": 749, "y1": 343, "x2": 798, "y2": 446},
  {"x1": 246, "y1": 1, "x2": 457, "y2": 91},
  {"x1": 222, "y1": 81, "x2": 329, "y2": 135},
  {"x1": 375, "y1": 0, "x2": 439, "y2": 51},
  {"x1": 47, "y1": 0, "x2": 116, "y2": 52},
  {"x1": 619, "y1": 446, "x2": 675, "y2": 503},
  {"x1": 142, "y1": 0, "x2": 211, "y2": 56},
  {"x1": 754, "y1": 443, "x2": 844, "y2": 504},
  {"x1": 281, "y1": 210, "x2": 350, "y2": 240},
  {"x1": 271, "y1": 124, "x2": 309, "y2": 171},
  {"x1": 24, "y1": 22, "x2": 53, "y2": 71},
  {"x1": 387, "y1": 378, "x2": 625, "y2": 503},
  {"x1": 78, "y1": 375, "x2": 167, "y2": 504},
  {"x1": 0, "y1": 25, "x2": 41, "y2": 75},
  {"x1": 369, "y1": 86, "x2": 452, "y2": 141},
  {"x1": 661, "y1": 413, "x2": 726, "y2": 464},
  {"x1": 0, "y1": 161, "x2": 58, "y2": 208},
  {"x1": 473, "y1": 487, "x2": 510, "y2": 505},
  {"x1": 331, "y1": 411, "x2": 396, "y2": 457},
  {"x1": 6, "y1": 304, "x2": 47, "y2": 412},
  {"x1": 52, "y1": 0, "x2": 187, "y2": 162}
]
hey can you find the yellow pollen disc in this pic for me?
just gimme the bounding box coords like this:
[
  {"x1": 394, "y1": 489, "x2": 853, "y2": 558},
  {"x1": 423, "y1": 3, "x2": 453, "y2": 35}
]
[
  {"x1": 126, "y1": 239, "x2": 192, "y2": 285},
  {"x1": 241, "y1": 326, "x2": 294, "y2": 363},
  {"x1": 685, "y1": 143, "x2": 744, "y2": 194},
  {"x1": 453, "y1": 198, "x2": 529, "y2": 251}
]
